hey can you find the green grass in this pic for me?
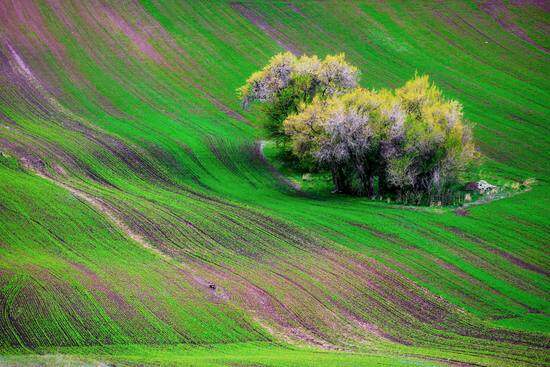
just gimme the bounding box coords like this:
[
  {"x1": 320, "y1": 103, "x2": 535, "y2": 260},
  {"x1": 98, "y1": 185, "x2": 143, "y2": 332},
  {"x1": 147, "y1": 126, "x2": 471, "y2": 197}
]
[
  {"x1": 2, "y1": 342, "x2": 547, "y2": 367},
  {"x1": 0, "y1": 1, "x2": 548, "y2": 365}
]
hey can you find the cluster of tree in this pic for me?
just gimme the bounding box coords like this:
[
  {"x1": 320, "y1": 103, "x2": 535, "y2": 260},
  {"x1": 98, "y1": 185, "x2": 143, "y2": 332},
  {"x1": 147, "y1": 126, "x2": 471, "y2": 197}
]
[{"x1": 239, "y1": 52, "x2": 478, "y2": 199}]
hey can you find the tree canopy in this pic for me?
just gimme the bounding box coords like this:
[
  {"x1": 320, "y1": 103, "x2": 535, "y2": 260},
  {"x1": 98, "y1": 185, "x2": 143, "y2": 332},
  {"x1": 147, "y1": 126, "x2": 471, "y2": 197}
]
[{"x1": 239, "y1": 53, "x2": 478, "y2": 201}]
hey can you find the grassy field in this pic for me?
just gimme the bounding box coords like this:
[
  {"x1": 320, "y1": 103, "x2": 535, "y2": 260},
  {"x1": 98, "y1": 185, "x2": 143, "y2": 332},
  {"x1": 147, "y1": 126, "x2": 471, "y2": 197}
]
[{"x1": 0, "y1": 1, "x2": 548, "y2": 366}]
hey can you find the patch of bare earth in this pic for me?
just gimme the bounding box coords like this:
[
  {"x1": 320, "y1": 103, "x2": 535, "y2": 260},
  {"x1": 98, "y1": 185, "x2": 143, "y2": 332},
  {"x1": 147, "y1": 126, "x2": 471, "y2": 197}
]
[
  {"x1": 488, "y1": 248, "x2": 549, "y2": 276},
  {"x1": 443, "y1": 224, "x2": 548, "y2": 276},
  {"x1": 231, "y1": 2, "x2": 302, "y2": 55},
  {"x1": 478, "y1": 0, "x2": 549, "y2": 53},
  {"x1": 191, "y1": 81, "x2": 250, "y2": 124}
]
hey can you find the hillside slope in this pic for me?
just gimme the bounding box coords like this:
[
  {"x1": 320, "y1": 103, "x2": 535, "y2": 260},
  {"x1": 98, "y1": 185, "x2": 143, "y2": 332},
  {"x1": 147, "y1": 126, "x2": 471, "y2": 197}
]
[{"x1": 0, "y1": 1, "x2": 548, "y2": 366}]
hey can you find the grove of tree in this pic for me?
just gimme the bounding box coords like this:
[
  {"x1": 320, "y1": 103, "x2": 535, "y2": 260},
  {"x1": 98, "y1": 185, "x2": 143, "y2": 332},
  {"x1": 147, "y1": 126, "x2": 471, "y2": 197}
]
[{"x1": 239, "y1": 52, "x2": 478, "y2": 200}]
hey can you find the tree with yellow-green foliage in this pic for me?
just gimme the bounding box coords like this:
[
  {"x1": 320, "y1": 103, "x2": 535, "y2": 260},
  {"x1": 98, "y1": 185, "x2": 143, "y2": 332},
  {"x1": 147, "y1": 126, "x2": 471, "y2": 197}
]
[
  {"x1": 239, "y1": 55, "x2": 477, "y2": 200},
  {"x1": 387, "y1": 75, "x2": 478, "y2": 197},
  {"x1": 284, "y1": 88, "x2": 400, "y2": 195},
  {"x1": 238, "y1": 53, "x2": 359, "y2": 147}
]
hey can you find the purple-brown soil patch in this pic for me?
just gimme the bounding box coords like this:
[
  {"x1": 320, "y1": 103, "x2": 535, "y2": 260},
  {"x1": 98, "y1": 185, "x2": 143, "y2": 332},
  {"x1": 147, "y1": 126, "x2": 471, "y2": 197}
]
[
  {"x1": 389, "y1": 222, "x2": 540, "y2": 299},
  {"x1": 231, "y1": 2, "x2": 302, "y2": 55},
  {"x1": 198, "y1": 259, "x2": 349, "y2": 348},
  {"x1": 173, "y1": 262, "x2": 232, "y2": 304},
  {"x1": 478, "y1": 0, "x2": 549, "y2": 52},
  {"x1": 288, "y1": 3, "x2": 305, "y2": 17},
  {"x1": 442, "y1": 224, "x2": 548, "y2": 276},
  {"x1": 349, "y1": 221, "x2": 416, "y2": 248},
  {"x1": 455, "y1": 207, "x2": 469, "y2": 216},
  {"x1": 425, "y1": 255, "x2": 519, "y2": 312},
  {"x1": 206, "y1": 268, "x2": 322, "y2": 345},
  {"x1": 70, "y1": 262, "x2": 135, "y2": 314},
  {"x1": 0, "y1": 1, "x2": 66, "y2": 61},
  {"x1": 180, "y1": 260, "x2": 292, "y2": 326},
  {"x1": 1, "y1": 42, "x2": 170, "y2": 186},
  {"x1": 320, "y1": 248, "x2": 453, "y2": 327},
  {"x1": 488, "y1": 248, "x2": 549, "y2": 276},
  {"x1": 440, "y1": 224, "x2": 486, "y2": 245},
  {"x1": 9, "y1": 265, "x2": 134, "y2": 347},
  {"x1": 510, "y1": 0, "x2": 550, "y2": 11},
  {"x1": 100, "y1": 3, "x2": 166, "y2": 65},
  {"x1": 334, "y1": 301, "x2": 413, "y2": 345},
  {"x1": 432, "y1": 257, "x2": 482, "y2": 284},
  {"x1": 410, "y1": 355, "x2": 486, "y2": 367},
  {"x1": 191, "y1": 82, "x2": 250, "y2": 124},
  {"x1": 0, "y1": 138, "x2": 47, "y2": 175}
]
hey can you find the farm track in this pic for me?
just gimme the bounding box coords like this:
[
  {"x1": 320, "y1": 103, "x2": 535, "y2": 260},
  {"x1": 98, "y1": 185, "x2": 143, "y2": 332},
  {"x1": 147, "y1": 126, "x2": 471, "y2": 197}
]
[{"x1": 257, "y1": 140, "x2": 302, "y2": 192}]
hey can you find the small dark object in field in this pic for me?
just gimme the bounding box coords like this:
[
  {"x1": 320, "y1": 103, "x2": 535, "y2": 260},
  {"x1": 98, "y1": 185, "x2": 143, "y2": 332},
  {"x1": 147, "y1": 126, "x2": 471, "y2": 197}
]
[
  {"x1": 209, "y1": 283, "x2": 216, "y2": 290},
  {"x1": 455, "y1": 207, "x2": 469, "y2": 216}
]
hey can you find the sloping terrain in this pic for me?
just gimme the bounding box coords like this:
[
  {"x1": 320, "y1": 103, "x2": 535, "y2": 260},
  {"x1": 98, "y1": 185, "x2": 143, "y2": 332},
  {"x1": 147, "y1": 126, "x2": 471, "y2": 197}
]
[{"x1": 0, "y1": 1, "x2": 548, "y2": 366}]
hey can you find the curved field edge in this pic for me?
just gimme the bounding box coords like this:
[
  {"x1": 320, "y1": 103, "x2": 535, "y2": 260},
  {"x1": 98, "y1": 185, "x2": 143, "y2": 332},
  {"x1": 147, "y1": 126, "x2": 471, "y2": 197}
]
[{"x1": 0, "y1": 1, "x2": 548, "y2": 366}]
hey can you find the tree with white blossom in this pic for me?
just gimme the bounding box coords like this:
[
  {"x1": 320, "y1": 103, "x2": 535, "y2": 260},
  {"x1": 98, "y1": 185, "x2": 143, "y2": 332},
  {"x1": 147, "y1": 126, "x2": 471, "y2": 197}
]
[{"x1": 239, "y1": 55, "x2": 477, "y2": 199}]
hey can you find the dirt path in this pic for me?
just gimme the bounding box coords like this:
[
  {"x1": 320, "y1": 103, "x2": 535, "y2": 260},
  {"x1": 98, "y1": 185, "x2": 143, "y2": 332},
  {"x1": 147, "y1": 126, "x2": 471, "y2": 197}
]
[
  {"x1": 33, "y1": 171, "x2": 170, "y2": 260},
  {"x1": 257, "y1": 140, "x2": 301, "y2": 191}
]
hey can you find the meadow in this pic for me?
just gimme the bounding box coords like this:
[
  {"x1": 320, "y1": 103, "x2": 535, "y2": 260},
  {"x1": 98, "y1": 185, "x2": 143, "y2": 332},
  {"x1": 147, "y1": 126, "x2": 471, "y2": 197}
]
[{"x1": 0, "y1": 1, "x2": 548, "y2": 366}]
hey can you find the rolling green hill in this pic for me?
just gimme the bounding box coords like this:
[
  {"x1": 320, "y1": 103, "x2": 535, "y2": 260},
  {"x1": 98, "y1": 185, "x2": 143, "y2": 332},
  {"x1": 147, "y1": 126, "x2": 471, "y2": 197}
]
[{"x1": 0, "y1": 1, "x2": 548, "y2": 366}]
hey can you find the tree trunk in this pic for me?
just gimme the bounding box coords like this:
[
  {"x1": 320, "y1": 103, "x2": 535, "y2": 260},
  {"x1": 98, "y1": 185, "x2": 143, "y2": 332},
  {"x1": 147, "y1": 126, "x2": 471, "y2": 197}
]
[
  {"x1": 356, "y1": 164, "x2": 367, "y2": 196},
  {"x1": 331, "y1": 166, "x2": 343, "y2": 193},
  {"x1": 331, "y1": 165, "x2": 351, "y2": 194},
  {"x1": 355, "y1": 162, "x2": 375, "y2": 197},
  {"x1": 367, "y1": 175, "x2": 375, "y2": 197},
  {"x1": 378, "y1": 172, "x2": 387, "y2": 197}
]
